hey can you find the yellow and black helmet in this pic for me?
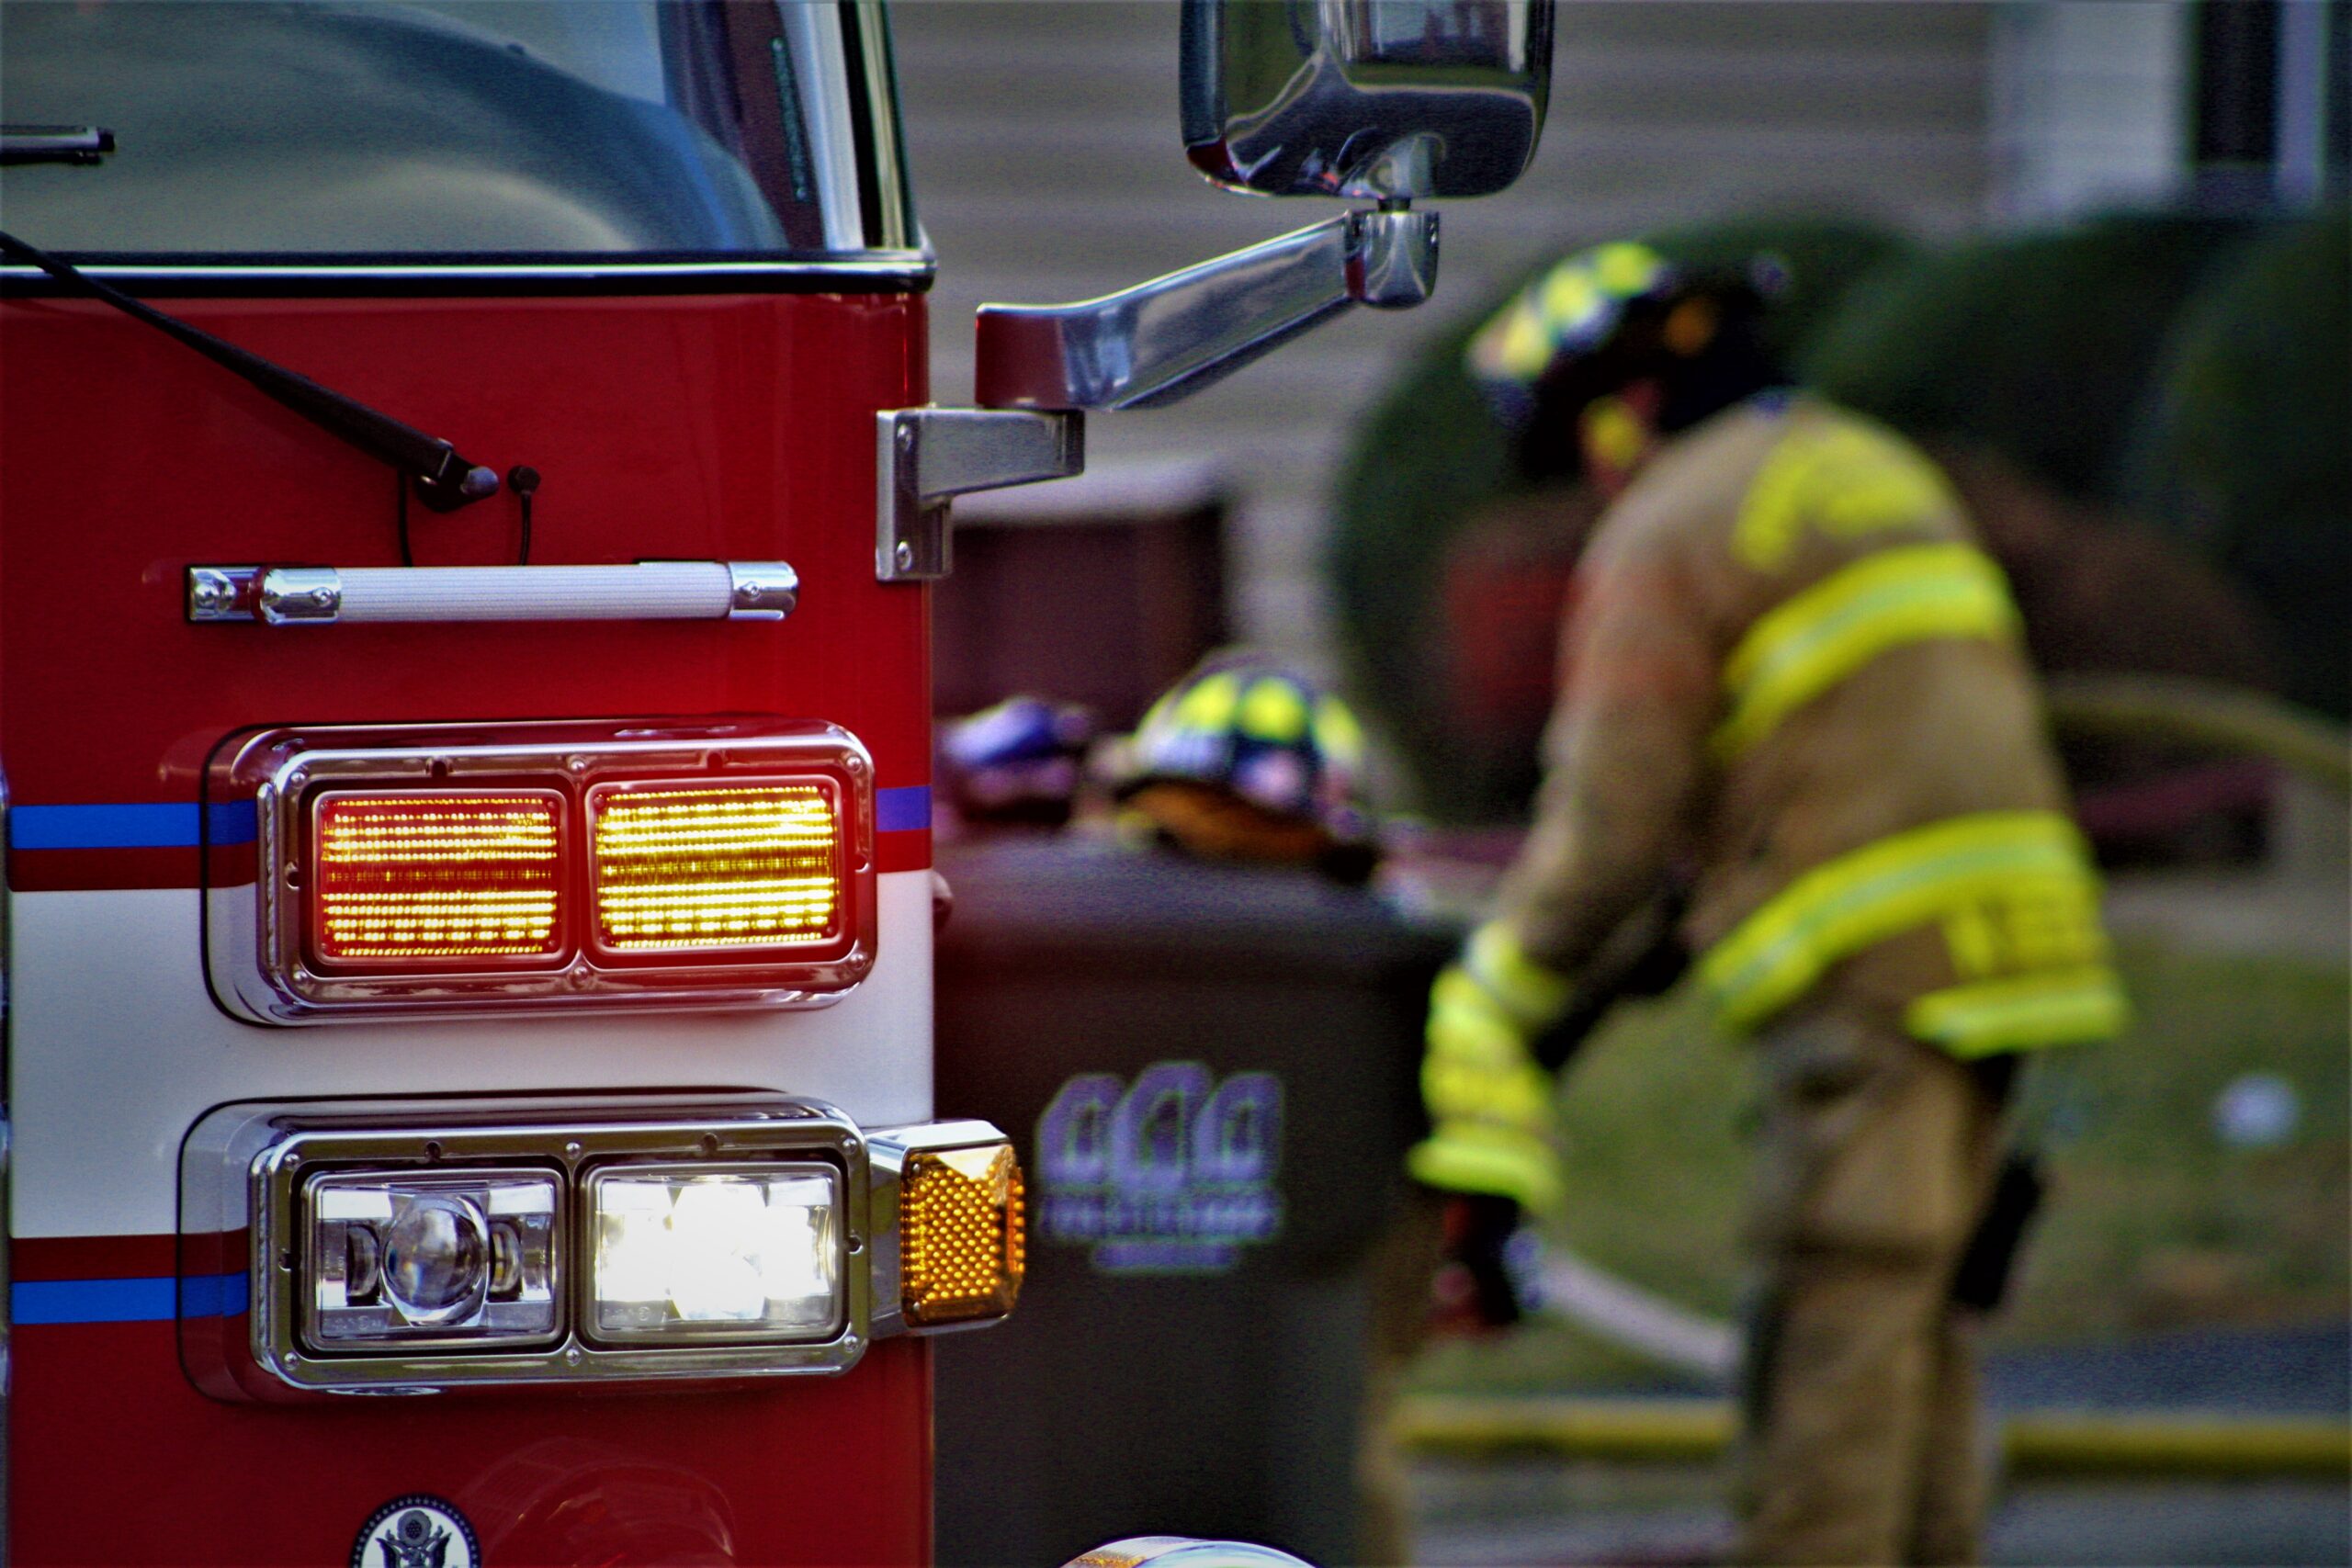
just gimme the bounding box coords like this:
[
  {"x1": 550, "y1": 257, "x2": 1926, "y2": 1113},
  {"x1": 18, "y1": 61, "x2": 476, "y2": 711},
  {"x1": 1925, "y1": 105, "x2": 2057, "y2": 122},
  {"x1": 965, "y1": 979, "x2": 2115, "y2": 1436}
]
[
  {"x1": 1114, "y1": 649, "x2": 1378, "y2": 881},
  {"x1": 1467, "y1": 240, "x2": 1788, "y2": 474}
]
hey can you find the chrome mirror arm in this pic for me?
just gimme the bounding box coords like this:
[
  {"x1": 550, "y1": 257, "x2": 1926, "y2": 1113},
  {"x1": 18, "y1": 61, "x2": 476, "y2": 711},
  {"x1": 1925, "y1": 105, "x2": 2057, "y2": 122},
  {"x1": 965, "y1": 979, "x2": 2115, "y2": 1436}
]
[
  {"x1": 973, "y1": 207, "x2": 1438, "y2": 412},
  {"x1": 876, "y1": 208, "x2": 1435, "y2": 583}
]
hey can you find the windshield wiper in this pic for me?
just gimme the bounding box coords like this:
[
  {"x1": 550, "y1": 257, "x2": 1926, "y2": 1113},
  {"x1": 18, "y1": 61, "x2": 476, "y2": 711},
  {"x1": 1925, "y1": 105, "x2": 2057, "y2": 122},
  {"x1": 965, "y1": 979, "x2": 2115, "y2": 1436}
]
[
  {"x1": 0, "y1": 229, "x2": 501, "y2": 513},
  {"x1": 1, "y1": 125, "x2": 116, "y2": 165}
]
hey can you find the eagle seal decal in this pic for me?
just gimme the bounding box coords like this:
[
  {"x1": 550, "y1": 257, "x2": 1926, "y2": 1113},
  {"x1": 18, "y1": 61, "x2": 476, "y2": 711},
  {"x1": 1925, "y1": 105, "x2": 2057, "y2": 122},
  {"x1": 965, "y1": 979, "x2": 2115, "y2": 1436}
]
[{"x1": 351, "y1": 1495, "x2": 480, "y2": 1568}]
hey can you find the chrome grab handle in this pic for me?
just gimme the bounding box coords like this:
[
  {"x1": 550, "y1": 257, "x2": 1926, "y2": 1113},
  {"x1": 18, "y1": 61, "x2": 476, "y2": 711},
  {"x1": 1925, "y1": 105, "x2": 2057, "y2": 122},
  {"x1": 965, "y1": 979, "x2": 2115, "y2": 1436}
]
[{"x1": 187, "y1": 561, "x2": 797, "y2": 626}]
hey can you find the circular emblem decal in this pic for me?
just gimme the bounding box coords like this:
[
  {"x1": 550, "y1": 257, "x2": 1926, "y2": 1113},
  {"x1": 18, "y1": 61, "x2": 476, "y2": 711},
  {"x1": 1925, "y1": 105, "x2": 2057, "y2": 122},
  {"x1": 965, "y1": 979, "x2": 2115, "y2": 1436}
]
[{"x1": 351, "y1": 1495, "x2": 480, "y2": 1568}]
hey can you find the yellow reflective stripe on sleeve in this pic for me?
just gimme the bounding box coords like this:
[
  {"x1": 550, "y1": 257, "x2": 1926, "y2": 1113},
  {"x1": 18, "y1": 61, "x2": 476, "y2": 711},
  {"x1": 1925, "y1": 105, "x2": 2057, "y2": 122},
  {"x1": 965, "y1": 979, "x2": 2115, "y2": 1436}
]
[
  {"x1": 1424, "y1": 965, "x2": 1553, "y2": 1124},
  {"x1": 1408, "y1": 1123, "x2": 1566, "y2": 1215},
  {"x1": 1713, "y1": 543, "x2": 2020, "y2": 760},
  {"x1": 1697, "y1": 811, "x2": 2098, "y2": 1033},
  {"x1": 1427, "y1": 966, "x2": 1526, "y2": 1056},
  {"x1": 1463, "y1": 919, "x2": 1576, "y2": 1029},
  {"x1": 1421, "y1": 1051, "x2": 1555, "y2": 1127},
  {"x1": 1940, "y1": 876, "x2": 2109, "y2": 978},
  {"x1": 1905, "y1": 966, "x2": 2130, "y2": 1057}
]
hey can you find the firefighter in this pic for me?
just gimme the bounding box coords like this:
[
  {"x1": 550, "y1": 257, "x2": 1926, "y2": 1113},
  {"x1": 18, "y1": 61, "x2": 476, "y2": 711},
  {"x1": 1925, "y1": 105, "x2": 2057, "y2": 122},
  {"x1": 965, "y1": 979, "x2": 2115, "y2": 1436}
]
[{"x1": 1408, "y1": 242, "x2": 2128, "y2": 1565}]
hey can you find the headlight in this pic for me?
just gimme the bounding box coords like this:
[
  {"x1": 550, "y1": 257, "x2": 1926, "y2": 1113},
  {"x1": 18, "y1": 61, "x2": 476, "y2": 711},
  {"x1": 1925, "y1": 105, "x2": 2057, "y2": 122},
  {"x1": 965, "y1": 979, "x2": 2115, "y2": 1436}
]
[
  {"x1": 307, "y1": 1169, "x2": 559, "y2": 1348},
  {"x1": 178, "y1": 1097, "x2": 1022, "y2": 1400},
  {"x1": 587, "y1": 1164, "x2": 843, "y2": 1342}
]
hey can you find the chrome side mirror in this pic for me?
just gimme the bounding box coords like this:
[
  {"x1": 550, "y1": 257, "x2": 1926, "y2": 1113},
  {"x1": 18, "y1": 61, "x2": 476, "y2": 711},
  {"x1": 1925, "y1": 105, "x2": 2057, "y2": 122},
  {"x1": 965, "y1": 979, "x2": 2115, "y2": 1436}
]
[
  {"x1": 1182, "y1": 0, "x2": 1553, "y2": 201},
  {"x1": 878, "y1": 0, "x2": 1556, "y2": 582}
]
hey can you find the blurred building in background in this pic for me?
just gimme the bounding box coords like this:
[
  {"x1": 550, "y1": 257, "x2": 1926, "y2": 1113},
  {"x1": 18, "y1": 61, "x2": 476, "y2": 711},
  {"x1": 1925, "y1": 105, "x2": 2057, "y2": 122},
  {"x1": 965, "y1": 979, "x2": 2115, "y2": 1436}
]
[{"x1": 896, "y1": 0, "x2": 2344, "y2": 693}]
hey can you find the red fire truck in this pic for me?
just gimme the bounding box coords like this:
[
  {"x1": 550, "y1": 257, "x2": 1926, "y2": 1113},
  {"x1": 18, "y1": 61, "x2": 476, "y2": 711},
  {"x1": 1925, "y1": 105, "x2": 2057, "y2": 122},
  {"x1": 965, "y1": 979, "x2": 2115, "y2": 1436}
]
[{"x1": 0, "y1": 3, "x2": 1546, "y2": 1561}]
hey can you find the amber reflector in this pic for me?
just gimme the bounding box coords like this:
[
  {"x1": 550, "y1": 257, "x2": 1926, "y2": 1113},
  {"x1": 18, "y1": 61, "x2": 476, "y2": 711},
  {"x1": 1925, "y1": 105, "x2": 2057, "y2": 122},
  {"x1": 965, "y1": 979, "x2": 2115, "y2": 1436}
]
[
  {"x1": 590, "y1": 783, "x2": 842, "y2": 953},
  {"x1": 313, "y1": 794, "x2": 563, "y2": 963},
  {"x1": 899, "y1": 1143, "x2": 1024, "y2": 1327}
]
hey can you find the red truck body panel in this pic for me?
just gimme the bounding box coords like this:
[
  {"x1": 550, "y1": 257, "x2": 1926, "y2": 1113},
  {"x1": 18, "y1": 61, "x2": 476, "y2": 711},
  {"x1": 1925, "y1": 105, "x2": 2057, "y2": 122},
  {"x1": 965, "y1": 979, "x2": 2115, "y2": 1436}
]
[{"x1": 2, "y1": 285, "x2": 942, "y2": 1563}]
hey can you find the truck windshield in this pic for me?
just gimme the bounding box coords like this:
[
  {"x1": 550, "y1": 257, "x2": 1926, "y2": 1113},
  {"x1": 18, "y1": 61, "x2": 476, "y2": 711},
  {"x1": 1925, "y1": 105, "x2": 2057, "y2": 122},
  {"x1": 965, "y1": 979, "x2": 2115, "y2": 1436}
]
[{"x1": 0, "y1": 0, "x2": 916, "y2": 265}]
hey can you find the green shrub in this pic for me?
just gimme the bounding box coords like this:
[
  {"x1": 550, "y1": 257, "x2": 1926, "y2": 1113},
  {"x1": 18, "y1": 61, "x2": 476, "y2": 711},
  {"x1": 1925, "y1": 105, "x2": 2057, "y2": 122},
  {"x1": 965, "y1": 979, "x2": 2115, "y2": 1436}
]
[
  {"x1": 2123, "y1": 212, "x2": 2351, "y2": 717},
  {"x1": 1801, "y1": 211, "x2": 2266, "y2": 506}
]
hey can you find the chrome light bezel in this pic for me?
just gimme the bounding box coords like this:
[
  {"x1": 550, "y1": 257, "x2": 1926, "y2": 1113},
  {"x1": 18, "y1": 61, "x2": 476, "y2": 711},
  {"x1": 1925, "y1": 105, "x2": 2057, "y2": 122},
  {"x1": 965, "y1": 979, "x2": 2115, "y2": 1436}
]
[
  {"x1": 202, "y1": 718, "x2": 877, "y2": 1025},
  {"x1": 180, "y1": 1096, "x2": 873, "y2": 1399}
]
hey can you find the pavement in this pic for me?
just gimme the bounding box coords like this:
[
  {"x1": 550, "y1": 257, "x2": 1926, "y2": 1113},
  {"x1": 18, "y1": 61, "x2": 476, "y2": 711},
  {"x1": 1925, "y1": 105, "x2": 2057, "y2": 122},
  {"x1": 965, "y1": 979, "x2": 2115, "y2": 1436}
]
[
  {"x1": 1408, "y1": 1323, "x2": 2352, "y2": 1567},
  {"x1": 1410, "y1": 1460, "x2": 2352, "y2": 1567}
]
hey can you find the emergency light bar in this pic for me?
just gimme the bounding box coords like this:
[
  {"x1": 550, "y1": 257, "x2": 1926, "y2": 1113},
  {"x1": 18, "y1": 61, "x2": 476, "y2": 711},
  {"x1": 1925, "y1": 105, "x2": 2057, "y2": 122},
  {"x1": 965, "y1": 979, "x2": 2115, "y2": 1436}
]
[
  {"x1": 180, "y1": 1097, "x2": 1027, "y2": 1400},
  {"x1": 204, "y1": 719, "x2": 876, "y2": 1023}
]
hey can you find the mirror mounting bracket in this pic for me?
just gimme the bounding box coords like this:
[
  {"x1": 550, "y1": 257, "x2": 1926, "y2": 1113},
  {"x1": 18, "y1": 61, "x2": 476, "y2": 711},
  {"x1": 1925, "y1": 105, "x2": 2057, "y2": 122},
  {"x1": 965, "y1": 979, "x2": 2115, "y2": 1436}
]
[{"x1": 874, "y1": 407, "x2": 1085, "y2": 583}]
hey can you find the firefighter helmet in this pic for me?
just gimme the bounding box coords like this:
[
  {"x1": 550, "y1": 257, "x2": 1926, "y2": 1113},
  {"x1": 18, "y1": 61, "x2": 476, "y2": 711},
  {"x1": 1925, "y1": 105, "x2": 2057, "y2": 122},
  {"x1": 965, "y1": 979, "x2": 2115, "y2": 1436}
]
[
  {"x1": 939, "y1": 694, "x2": 1097, "y2": 828},
  {"x1": 1466, "y1": 239, "x2": 1787, "y2": 478},
  {"x1": 1114, "y1": 650, "x2": 1377, "y2": 880}
]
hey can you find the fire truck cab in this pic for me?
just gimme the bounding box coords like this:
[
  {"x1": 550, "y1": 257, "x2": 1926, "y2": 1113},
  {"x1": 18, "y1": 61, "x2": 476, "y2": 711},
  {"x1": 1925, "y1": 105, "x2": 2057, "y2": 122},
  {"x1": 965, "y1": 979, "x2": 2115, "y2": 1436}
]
[{"x1": 0, "y1": 3, "x2": 1547, "y2": 1562}]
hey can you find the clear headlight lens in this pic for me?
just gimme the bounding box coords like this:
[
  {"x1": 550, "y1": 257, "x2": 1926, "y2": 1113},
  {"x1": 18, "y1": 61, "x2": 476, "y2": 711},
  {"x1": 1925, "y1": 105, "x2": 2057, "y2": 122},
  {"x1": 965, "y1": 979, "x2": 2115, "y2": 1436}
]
[
  {"x1": 587, "y1": 1164, "x2": 844, "y2": 1343},
  {"x1": 305, "y1": 1169, "x2": 560, "y2": 1349}
]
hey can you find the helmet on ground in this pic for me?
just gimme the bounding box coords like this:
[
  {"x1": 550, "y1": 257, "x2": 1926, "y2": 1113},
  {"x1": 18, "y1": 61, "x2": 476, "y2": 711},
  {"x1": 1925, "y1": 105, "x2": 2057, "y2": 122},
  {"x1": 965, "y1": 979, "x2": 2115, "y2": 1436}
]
[
  {"x1": 1113, "y1": 649, "x2": 1378, "y2": 881},
  {"x1": 939, "y1": 694, "x2": 1097, "y2": 828},
  {"x1": 1467, "y1": 240, "x2": 1787, "y2": 480}
]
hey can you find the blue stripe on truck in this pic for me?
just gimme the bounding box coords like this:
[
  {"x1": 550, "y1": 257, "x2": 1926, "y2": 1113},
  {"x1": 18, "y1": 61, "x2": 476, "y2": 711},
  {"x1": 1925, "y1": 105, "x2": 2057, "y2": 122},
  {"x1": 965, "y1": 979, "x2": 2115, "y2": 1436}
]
[
  {"x1": 12, "y1": 1271, "x2": 248, "y2": 1325},
  {"x1": 11, "y1": 795, "x2": 928, "y2": 851},
  {"x1": 10, "y1": 802, "x2": 255, "y2": 850},
  {"x1": 874, "y1": 785, "x2": 930, "y2": 834}
]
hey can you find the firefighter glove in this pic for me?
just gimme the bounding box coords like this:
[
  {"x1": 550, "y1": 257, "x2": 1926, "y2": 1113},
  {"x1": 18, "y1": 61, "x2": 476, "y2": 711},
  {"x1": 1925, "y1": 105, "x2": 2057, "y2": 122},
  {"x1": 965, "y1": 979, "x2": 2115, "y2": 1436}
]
[
  {"x1": 1407, "y1": 919, "x2": 1572, "y2": 1217},
  {"x1": 1430, "y1": 1192, "x2": 1547, "y2": 1333}
]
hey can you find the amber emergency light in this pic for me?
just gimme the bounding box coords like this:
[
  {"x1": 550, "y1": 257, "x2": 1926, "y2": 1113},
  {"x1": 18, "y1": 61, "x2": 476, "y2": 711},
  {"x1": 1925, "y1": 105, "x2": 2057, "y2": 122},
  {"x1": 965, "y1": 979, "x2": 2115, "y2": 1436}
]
[
  {"x1": 312, "y1": 792, "x2": 565, "y2": 965},
  {"x1": 867, "y1": 1122, "x2": 1025, "y2": 1336},
  {"x1": 591, "y1": 783, "x2": 842, "y2": 956},
  {"x1": 900, "y1": 1143, "x2": 1025, "y2": 1326},
  {"x1": 206, "y1": 720, "x2": 876, "y2": 1024}
]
